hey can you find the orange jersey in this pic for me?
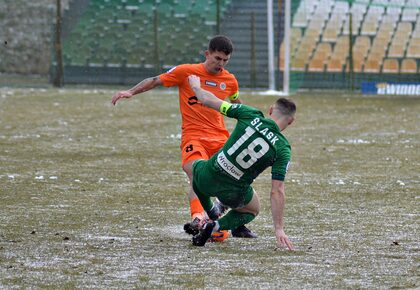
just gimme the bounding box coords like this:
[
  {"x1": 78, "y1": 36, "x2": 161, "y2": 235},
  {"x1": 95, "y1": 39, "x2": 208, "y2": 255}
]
[{"x1": 159, "y1": 63, "x2": 239, "y2": 141}]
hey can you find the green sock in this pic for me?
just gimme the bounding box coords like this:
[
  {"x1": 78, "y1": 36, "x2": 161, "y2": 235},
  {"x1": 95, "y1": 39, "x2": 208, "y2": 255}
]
[{"x1": 217, "y1": 210, "x2": 255, "y2": 231}]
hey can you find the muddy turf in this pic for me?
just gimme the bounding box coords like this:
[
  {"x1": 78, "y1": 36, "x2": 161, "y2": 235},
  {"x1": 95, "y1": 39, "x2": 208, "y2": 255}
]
[{"x1": 0, "y1": 87, "x2": 418, "y2": 288}]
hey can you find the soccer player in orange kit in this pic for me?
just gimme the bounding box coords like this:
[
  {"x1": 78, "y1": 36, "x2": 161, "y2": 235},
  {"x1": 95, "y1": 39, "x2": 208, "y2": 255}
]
[{"x1": 111, "y1": 35, "x2": 256, "y2": 240}]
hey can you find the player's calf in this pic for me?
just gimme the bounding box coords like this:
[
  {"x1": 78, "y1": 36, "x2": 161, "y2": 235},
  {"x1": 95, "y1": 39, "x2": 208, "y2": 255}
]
[{"x1": 207, "y1": 199, "x2": 228, "y2": 221}]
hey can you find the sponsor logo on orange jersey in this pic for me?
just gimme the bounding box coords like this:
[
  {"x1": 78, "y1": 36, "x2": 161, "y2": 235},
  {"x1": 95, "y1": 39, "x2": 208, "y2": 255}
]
[{"x1": 205, "y1": 80, "x2": 217, "y2": 87}]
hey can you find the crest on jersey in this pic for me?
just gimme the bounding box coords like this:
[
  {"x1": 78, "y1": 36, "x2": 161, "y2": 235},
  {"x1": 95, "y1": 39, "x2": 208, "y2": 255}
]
[{"x1": 220, "y1": 82, "x2": 226, "y2": 90}]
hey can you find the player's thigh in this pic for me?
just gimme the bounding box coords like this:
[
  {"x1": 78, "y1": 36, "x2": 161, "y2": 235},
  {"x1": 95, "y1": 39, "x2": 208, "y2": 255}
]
[
  {"x1": 181, "y1": 140, "x2": 208, "y2": 174},
  {"x1": 235, "y1": 188, "x2": 260, "y2": 216}
]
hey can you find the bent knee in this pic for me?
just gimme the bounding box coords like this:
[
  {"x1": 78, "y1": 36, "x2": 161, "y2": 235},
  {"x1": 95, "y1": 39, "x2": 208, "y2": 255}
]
[
  {"x1": 251, "y1": 207, "x2": 260, "y2": 217},
  {"x1": 182, "y1": 162, "x2": 194, "y2": 178}
]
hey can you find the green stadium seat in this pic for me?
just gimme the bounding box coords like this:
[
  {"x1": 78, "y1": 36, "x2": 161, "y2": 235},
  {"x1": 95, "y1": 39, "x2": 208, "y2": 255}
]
[{"x1": 62, "y1": 0, "x2": 227, "y2": 69}]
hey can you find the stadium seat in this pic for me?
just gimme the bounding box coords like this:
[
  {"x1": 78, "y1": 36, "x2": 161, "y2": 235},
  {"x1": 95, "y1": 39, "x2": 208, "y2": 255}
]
[
  {"x1": 361, "y1": 5, "x2": 383, "y2": 35},
  {"x1": 326, "y1": 58, "x2": 343, "y2": 72},
  {"x1": 382, "y1": 59, "x2": 399, "y2": 73},
  {"x1": 291, "y1": 27, "x2": 302, "y2": 42},
  {"x1": 401, "y1": 7, "x2": 418, "y2": 22},
  {"x1": 364, "y1": 59, "x2": 381, "y2": 73},
  {"x1": 406, "y1": 44, "x2": 420, "y2": 58},
  {"x1": 313, "y1": 42, "x2": 332, "y2": 58},
  {"x1": 388, "y1": 44, "x2": 406, "y2": 58},
  {"x1": 361, "y1": 21, "x2": 379, "y2": 36},
  {"x1": 352, "y1": 36, "x2": 371, "y2": 66},
  {"x1": 157, "y1": 2, "x2": 174, "y2": 17},
  {"x1": 61, "y1": 0, "x2": 230, "y2": 68},
  {"x1": 372, "y1": 35, "x2": 391, "y2": 49},
  {"x1": 285, "y1": 0, "x2": 420, "y2": 78},
  {"x1": 400, "y1": 59, "x2": 418, "y2": 73},
  {"x1": 367, "y1": 51, "x2": 385, "y2": 63},
  {"x1": 328, "y1": 36, "x2": 349, "y2": 66},
  {"x1": 293, "y1": 12, "x2": 309, "y2": 28},
  {"x1": 294, "y1": 39, "x2": 316, "y2": 64},
  {"x1": 398, "y1": 22, "x2": 413, "y2": 33},
  {"x1": 409, "y1": 37, "x2": 420, "y2": 46},
  {"x1": 322, "y1": 27, "x2": 340, "y2": 42},
  {"x1": 342, "y1": 4, "x2": 366, "y2": 35},
  {"x1": 291, "y1": 57, "x2": 307, "y2": 71},
  {"x1": 377, "y1": 15, "x2": 397, "y2": 42},
  {"x1": 386, "y1": 7, "x2": 402, "y2": 19},
  {"x1": 292, "y1": 0, "x2": 317, "y2": 28},
  {"x1": 348, "y1": 56, "x2": 365, "y2": 72},
  {"x1": 308, "y1": 58, "x2": 325, "y2": 72},
  {"x1": 304, "y1": 28, "x2": 321, "y2": 40}
]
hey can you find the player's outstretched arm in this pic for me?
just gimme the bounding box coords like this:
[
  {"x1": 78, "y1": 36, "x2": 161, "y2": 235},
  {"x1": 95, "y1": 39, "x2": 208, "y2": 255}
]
[
  {"x1": 188, "y1": 75, "x2": 223, "y2": 111},
  {"x1": 111, "y1": 76, "x2": 163, "y2": 105},
  {"x1": 270, "y1": 179, "x2": 295, "y2": 251}
]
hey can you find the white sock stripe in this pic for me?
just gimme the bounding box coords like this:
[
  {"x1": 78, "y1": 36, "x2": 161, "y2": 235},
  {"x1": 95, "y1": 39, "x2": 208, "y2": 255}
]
[{"x1": 213, "y1": 221, "x2": 220, "y2": 232}]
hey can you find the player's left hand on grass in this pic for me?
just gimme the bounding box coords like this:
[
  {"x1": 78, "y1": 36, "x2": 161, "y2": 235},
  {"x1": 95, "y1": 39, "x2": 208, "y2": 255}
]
[
  {"x1": 111, "y1": 90, "x2": 133, "y2": 105},
  {"x1": 275, "y1": 229, "x2": 295, "y2": 251}
]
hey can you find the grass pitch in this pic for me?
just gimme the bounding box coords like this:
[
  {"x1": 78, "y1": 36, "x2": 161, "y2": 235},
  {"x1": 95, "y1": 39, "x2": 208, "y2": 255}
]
[{"x1": 0, "y1": 86, "x2": 419, "y2": 289}]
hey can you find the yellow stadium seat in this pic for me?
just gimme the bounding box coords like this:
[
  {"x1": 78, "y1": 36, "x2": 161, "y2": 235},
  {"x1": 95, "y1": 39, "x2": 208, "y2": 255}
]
[
  {"x1": 371, "y1": 36, "x2": 390, "y2": 51},
  {"x1": 400, "y1": 59, "x2": 417, "y2": 73},
  {"x1": 366, "y1": 51, "x2": 385, "y2": 64},
  {"x1": 291, "y1": 27, "x2": 302, "y2": 39},
  {"x1": 355, "y1": 36, "x2": 371, "y2": 47},
  {"x1": 291, "y1": 58, "x2": 307, "y2": 71},
  {"x1": 327, "y1": 58, "x2": 343, "y2": 72},
  {"x1": 406, "y1": 44, "x2": 420, "y2": 58},
  {"x1": 409, "y1": 37, "x2": 420, "y2": 46},
  {"x1": 398, "y1": 22, "x2": 413, "y2": 33},
  {"x1": 304, "y1": 28, "x2": 321, "y2": 41},
  {"x1": 382, "y1": 59, "x2": 399, "y2": 73},
  {"x1": 311, "y1": 42, "x2": 332, "y2": 62},
  {"x1": 364, "y1": 59, "x2": 381, "y2": 73},
  {"x1": 361, "y1": 21, "x2": 378, "y2": 35},
  {"x1": 351, "y1": 58, "x2": 364, "y2": 72},
  {"x1": 323, "y1": 27, "x2": 339, "y2": 42},
  {"x1": 388, "y1": 44, "x2": 406, "y2": 58},
  {"x1": 308, "y1": 58, "x2": 325, "y2": 72}
]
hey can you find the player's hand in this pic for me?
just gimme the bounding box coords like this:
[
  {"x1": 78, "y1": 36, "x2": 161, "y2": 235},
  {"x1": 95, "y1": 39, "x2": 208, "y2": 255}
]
[
  {"x1": 275, "y1": 228, "x2": 295, "y2": 251},
  {"x1": 188, "y1": 75, "x2": 201, "y2": 91},
  {"x1": 111, "y1": 90, "x2": 133, "y2": 105}
]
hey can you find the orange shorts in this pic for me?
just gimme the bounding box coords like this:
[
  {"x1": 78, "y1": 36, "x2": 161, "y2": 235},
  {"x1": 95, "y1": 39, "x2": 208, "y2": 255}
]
[{"x1": 181, "y1": 136, "x2": 227, "y2": 166}]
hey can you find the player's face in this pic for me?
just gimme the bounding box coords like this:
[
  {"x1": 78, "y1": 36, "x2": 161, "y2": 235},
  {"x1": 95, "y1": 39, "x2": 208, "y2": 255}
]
[
  {"x1": 204, "y1": 50, "x2": 231, "y2": 74},
  {"x1": 280, "y1": 115, "x2": 295, "y2": 131}
]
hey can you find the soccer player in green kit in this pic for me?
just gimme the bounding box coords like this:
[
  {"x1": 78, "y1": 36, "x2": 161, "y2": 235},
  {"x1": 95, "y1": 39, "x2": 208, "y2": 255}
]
[{"x1": 187, "y1": 75, "x2": 296, "y2": 250}]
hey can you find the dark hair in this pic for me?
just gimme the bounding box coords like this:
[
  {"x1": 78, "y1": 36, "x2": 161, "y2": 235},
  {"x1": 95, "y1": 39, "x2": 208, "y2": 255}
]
[
  {"x1": 208, "y1": 35, "x2": 234, "y2": 55},
  {"x1": 274, "y1": 98, "x2": 296, "y2": 116}
]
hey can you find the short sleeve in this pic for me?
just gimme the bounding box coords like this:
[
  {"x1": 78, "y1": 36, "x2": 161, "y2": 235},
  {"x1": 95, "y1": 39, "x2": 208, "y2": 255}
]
[
  {"x1": 159, "y1": 65, "x2": 188, "y2": 87},
  {"x1": 228, "y1": 78, "x2": 239, "y2": 101},
  {"x1": 271, "y1": 147, "x2": 291, "y2": 181},
  {"x1": 226, "y1": 104, "x2": 263, "y2": 120}
]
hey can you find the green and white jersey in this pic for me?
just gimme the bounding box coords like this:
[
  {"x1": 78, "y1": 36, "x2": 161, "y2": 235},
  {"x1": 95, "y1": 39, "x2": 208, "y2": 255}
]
[{"x1": 209, "y1": 103, "x2": 291, "y2": 185}]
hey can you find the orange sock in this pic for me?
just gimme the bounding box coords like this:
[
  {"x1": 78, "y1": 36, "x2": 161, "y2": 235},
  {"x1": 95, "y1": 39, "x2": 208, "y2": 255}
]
[{"x1": 190, "y1": 198, "x2": 205, "y2": 219}]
